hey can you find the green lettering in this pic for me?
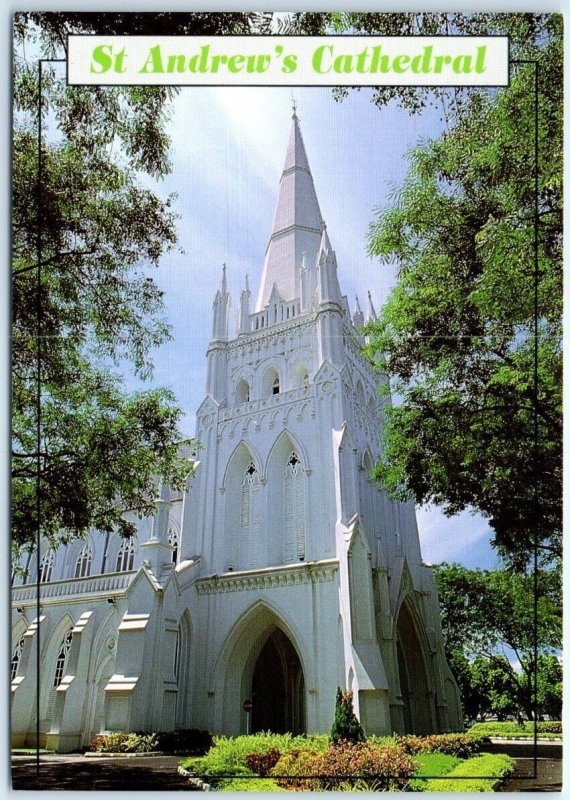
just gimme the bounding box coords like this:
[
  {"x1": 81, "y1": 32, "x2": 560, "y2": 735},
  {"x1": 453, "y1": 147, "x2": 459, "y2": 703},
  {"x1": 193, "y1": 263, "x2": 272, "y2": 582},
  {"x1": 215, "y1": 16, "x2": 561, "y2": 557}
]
[
  {"x1": 139, "y1": 45, "x2": 164, "y2": 74},
  {"x1": 392, "y1": 54, "x2": 410, "y2": 73},
  {"x1": 312, "y1": 45, "x2": 333, "y2": 74},
  {"x1": 227, "y1": 55, "x2": 245, "y2": 73},
  {"x1": 90, "y1": 45, "x2": 113, "y2": 74},
  {"x1": 452, "y1": 54, "x2": 473, "y2": 74},
  {"x1": 475, "y1": 46, "x2": 487, "y2": 74}
]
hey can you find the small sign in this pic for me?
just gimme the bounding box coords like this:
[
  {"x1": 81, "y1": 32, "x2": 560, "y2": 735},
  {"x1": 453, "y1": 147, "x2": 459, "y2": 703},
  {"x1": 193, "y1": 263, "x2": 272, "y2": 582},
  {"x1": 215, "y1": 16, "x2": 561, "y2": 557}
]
[{"x1": 243, "y1": 699, "x2": 253, "y2": 712}]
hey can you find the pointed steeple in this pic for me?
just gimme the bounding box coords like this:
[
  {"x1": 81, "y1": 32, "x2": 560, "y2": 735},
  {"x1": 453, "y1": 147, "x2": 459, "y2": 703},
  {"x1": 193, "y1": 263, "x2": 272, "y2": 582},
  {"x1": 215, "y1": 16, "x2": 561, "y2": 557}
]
[
  {"x1": 353, "y1": 296, "x2": 364, "y2": 329},
  {"x1": 317, "y1": 225, "x2": 342, "y2": 304},
  {"x1": 238, "y1": 273, "x2": 251, "y2": 335},
  {"x1": 212, "y1": 264, "x2": 230, "y2": 340},
  {"x1": 256, "y1": 110, "x2": 325, "y2": 311},
  {"x1": 366, "y1": 290, "x2": 377, "y2": 322}
]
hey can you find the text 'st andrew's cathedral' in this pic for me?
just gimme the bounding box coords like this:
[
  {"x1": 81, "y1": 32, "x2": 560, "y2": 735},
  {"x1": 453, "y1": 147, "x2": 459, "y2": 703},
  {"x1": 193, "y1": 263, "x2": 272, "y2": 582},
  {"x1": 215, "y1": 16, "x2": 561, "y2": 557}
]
[{"x1": 11, "y1": 110, "x2": 462, "y2": 752}]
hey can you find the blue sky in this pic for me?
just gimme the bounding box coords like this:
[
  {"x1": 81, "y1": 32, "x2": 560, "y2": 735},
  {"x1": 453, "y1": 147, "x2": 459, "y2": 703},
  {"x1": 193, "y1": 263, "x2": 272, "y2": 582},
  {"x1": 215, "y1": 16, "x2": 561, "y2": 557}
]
[{"x1": 127, "y1": 85, "x2": 499, "y2": 571}]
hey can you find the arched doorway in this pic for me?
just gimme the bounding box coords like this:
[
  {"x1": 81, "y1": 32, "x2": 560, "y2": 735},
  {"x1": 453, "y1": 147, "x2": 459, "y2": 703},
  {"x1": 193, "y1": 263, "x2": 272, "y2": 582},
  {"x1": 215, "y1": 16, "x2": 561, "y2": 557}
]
[
  {"x1": 251, "y1": 628, "x2": 305, "y2": 734},
  {"x1": 395, "y1": 601, "x2": 434, "y2": 735}
]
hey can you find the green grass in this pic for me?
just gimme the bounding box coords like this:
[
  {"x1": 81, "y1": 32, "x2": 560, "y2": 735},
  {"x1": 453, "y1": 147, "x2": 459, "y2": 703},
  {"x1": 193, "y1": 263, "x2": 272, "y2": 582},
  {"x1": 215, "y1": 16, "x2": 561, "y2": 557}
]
[
  {"x1": 216, "y1": 777, "x2": 286, "y2": 791},
  {"x1": 408, "y1": 752, "x2": 461, "y2": 790},
  {"x1": 422, "y1": 753, "x2": 516, "y2": 792},
  {"x1": 469, "y1": 721, "x2": 562, "y2": 739}
]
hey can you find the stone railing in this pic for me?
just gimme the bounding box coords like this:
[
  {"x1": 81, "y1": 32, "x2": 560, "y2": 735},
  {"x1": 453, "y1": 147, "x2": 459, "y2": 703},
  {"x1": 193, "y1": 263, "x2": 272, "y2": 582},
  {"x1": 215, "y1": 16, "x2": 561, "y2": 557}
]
[
  {"x1": 219, "y1": 384, "x2": 312, "y2": 422},
  {"x1": 12, "y1": 570, "x2": 136, "y2": 604}
]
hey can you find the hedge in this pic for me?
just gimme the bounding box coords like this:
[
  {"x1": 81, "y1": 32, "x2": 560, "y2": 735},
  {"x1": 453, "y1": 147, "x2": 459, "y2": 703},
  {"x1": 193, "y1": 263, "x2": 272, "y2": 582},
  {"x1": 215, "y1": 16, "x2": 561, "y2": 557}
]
[{"x1": 423, "y1": 753, "x2": 516, "y2": 792}]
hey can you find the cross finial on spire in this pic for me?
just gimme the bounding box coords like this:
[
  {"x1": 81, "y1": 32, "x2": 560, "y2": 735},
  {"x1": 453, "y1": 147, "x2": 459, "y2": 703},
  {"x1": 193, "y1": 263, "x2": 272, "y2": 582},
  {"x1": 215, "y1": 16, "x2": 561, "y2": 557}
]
[
  {"x1": 221, "y1": 263, "x2": 227, "y2": 294},
  {"x1": 291, "y1": 93, "x2": 298, "y2": 118}
]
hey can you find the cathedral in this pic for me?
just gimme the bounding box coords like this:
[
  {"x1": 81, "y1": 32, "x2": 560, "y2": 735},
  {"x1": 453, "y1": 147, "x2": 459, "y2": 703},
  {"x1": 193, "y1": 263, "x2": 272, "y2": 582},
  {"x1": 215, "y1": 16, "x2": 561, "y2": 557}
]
[{"x1": 11, "y1": 110, "x2": 462, "y2": 752}]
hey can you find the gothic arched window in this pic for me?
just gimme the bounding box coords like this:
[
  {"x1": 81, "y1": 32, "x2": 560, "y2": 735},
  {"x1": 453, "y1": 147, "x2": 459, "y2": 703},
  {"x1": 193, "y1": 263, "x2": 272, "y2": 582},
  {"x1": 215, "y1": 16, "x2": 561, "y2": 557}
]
[
  {"x1": 272, "y1": 376, "x2": 280, "y2": 395},
  {"x1": 39, "y1": 549, "x2": 55, "y2": 583},
  {"x1": 116, "y1": 539, "x2": 135, "y2": 572},
  {"x1": 241, "y1": 462, "x2": 261, "y2": 568},
  {"x1": 283, "y1": 452, "x2": 305, "y2": 562},
  {"x1": 168, "y1": 526, "x2": 180, "y2": 564},
  {"x1": 11, "y1": 635, "x2": 25, "y2": 681},
  {"x1": 53, "y1": 629, "x2": 73, "y2": 687},
  {"x1": 74, "y1": 543, "x2": 92, "y2": 579}
]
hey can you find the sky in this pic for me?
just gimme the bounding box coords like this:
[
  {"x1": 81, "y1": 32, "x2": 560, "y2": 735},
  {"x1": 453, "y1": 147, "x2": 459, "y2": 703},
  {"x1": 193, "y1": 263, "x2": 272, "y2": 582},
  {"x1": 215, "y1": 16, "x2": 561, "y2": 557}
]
[{"x1": 113, "y1": 83, "x2": 500, "y2": 571}]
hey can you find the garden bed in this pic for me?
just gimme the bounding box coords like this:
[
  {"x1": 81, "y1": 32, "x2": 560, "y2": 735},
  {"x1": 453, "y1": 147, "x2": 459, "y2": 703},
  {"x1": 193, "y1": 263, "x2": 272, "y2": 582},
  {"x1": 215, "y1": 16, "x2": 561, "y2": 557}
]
[
  {"x1": 468, "y1": 721, "x2": 562, "y2": 740},
  {"x1": 180, "y1": 732, "x2": 516, "y2": 792}
]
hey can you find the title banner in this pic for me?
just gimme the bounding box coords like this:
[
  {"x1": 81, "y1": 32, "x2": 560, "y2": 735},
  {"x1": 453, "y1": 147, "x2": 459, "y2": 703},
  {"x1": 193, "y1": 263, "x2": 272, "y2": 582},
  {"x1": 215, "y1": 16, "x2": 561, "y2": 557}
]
[{"x1": 68, "y1": 35, "x2": 509, "y2": 87}]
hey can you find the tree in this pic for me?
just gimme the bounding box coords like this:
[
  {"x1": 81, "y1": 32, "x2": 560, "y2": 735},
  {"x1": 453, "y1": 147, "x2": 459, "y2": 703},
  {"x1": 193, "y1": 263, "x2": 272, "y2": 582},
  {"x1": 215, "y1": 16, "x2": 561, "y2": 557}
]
[
  {"x1": 359, "y1": 18, "x2": 562, "y2": 568},
  {"x1": 433, "y1": 563, "x2": 561, "y2": 720},
  {"x1": 13, "y1": 12, "x2": 322, "y2": 552},
  {"x1": 330, "y1": 688, "x2": 366, "y2": 743}
]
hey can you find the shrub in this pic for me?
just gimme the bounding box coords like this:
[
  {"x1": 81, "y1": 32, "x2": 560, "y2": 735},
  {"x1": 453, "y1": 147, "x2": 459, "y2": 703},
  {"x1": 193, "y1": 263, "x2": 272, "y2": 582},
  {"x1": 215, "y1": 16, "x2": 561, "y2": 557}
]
[
  {"x1": 188, "y1": 732, "x2": 328, "y2": 781},
  {"x1": 273, "y1": 741, "x2": 417, "y2": 792},
  {"x1": 90, "y1": 732, "x2": 130, "y2": 753},
  {"x1": 330, "y1": 688, "x2": 366, "y2": 744},
  {"x1": 469, "y1": 720, "x2": 562, "y2": 738},
  {"x1": 538, "y1": 721, "x2": 562, "y2": 734},
  {"x1": 397, "y1": 732, "x2": 482, "y2": 757},
  {"x1": 89, "y1": 732, "x2": 158, "y2": 753},
  {"x1": 271, "y1": 748, "x2": 321, "y2": 790},
  {"x1": 423, "y1": 753, "x2": 515, "y2": 792},
  {"x1": 244, "y1": 748, "x2": 281, "y2": 776}
]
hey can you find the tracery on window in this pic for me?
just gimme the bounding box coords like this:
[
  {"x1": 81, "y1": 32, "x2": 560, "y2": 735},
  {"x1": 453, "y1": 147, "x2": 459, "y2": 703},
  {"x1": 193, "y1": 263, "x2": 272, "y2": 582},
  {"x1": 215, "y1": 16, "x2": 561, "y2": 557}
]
[
  {"x1": 116, "y1": 538, "x2": 135, "y2": 572},
  {"x1": 241, "y1": 461, "x2": 260, "y2": 568},
  {"x1": 272, "y1": 377, "x2": 280, "y2": 395},
  {"x1": 39, "y1": 549, "x2": 55, "y2": 583},
  {"x1": 53, "y1": 629, "x2": 73, "y2": 687},
  {"x1": 168, "y1": 526, "x2": 180, "y2": 564},
  {"x1": 74, "y1": 543, "x2": 92, "y2": 579},
  {"x1": 11, "y1": 635, "x2": 25, "y2": 681}
]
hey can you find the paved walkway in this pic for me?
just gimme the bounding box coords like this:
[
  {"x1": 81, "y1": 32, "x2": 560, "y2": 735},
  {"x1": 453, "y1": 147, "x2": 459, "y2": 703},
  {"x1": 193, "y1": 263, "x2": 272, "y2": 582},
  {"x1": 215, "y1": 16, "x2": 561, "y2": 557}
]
[
  {"x1": 11, "y1": 754, "x2": 202, "y2": 791},
  {"x1": 486, "y1": 740, "x2": 562, "y2": 793}
]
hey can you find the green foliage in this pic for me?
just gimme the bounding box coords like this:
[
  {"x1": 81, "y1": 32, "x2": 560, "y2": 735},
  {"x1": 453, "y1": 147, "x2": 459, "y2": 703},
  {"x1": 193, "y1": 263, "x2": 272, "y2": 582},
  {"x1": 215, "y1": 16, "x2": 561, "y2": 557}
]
[
  {"x1": 90, "y1": 732, "x2": 158, "y2": 753},
  {"x1": 469, "y1": 720, "x2": 562, "y2": 738},
  {"x1": 396, "y1": 733, "x2": 481, "y2": 758},
  {"x1": 244, "y1": 748, "x2": 281, "y2": 776},
  {"x1": 273, "y1": 741, "x2": 417, "y2": 792},
  {"x1": 188, "y1": 732, "x2": 328, "y2": 783},
  {"x1": 433, "y1": 563, "x2": 561, "y2": 721},
  {"x1": 331, "y1": 13, "x2": 561, "y2": 118},
  {"x1": 408, "y1": 752, "x2": 461, "y2": 790},
  {"x1": 330, "y1": 687, "x2": 366, "y2": 743},
  {"x1": 217, "y1": 777, "x2": 286, "y2": 791},
  {"x1": 422, "y1": 753, "x2": 515, "y2": 792},
  {"x1": 358, "y1": 17, "x2": 562, "y2": 569}
]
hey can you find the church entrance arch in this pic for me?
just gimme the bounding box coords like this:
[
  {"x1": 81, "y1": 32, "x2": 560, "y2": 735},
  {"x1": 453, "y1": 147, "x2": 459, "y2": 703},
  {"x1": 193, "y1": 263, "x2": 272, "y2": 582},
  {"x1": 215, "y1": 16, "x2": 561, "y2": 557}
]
[
  {"x1": 251, "y1": 628, "x2": 305, "y2": 734},
  {"x1": 216, "y1": 603, "x2": 307, "y2": 735},
  {"x1": 395, "y1": 600, "x2": 435, "y2": 735}
]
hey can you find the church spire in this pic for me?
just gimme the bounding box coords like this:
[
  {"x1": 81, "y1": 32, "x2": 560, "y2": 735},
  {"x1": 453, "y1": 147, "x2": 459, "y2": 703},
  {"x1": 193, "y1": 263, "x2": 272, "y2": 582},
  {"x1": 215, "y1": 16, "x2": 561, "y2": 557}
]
[
  {"x1": 256, "y1": 111, "x2": 325, "y2": 312},
  {"x1": 353, "y1": 295, "x2": 364, "y2": 329},
  {"x1": 212, "y1": 264, "x2": 230, "y2": 340},
  {"x1": 366, "y1": 290, "x2": 378, "y2": 322}
]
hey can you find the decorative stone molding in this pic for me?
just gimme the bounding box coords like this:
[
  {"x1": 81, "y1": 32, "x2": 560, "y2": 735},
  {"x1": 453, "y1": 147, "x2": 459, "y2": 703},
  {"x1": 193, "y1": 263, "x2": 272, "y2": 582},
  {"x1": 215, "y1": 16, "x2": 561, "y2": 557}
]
[{"x1": 196, "y1": 559, "x2": 339, "y2": 595}]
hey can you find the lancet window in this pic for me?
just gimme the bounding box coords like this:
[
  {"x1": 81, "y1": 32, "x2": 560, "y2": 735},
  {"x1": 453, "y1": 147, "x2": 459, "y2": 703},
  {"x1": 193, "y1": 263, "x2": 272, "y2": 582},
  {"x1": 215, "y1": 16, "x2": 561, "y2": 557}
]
[
  {"x1": 241, "y1": 462, "x2": 261, "y2": 568},
  {"x1": 168, "y1": 526, "x2": 180, "y2": 564},
  {"x1": 39, "y1": 549, "x2": 55, "y2": 583},
  {"x1": 11, "y1": 635, "x2": 25, "y2": 681},
  {"x1": 74, "y1": 543, "x2": 92, "y2": 579},
  {"x1": 116, "y1": 538, "x2": 135, "y2": 572},
  {"x1": 53, "y1": 629, "x2": 73, "y2": 687},
  {"x1": 283, "y1": 452, "x2": 305, "y2": 562}
]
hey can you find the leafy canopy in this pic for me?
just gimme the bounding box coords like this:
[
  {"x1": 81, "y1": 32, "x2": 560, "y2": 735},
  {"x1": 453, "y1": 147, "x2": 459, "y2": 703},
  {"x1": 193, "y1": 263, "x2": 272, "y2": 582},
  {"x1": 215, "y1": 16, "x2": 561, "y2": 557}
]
[
  {"x1": 13, "y1": 13, "x2": 310, "y2": 552},
  {"x1": 361, "y1": 19, "x2": 561, "y2": 567}
]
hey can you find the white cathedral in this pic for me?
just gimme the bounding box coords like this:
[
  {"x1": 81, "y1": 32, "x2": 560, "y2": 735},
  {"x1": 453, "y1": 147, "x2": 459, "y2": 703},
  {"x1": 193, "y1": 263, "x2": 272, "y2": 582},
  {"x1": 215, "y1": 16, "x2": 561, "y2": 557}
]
[{"x1": 11, "y1": 111, "x2": 462, "y2": 752}]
